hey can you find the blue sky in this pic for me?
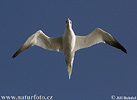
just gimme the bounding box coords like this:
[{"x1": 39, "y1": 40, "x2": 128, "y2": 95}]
[{"x1": 0, "y1": 0, "x2": 137, "y2": 100}]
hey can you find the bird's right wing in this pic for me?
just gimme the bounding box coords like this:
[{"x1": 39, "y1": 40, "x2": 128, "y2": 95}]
[
  {"x1": 12, "y1": 30, "x2": 62, "y2": 58},
  {"x1": 75, "y1": 28, "x2": 127, "y2": 53}
]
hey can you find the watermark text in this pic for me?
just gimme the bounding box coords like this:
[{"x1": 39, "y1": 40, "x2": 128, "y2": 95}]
[
  {"x1": 1, "y1": 94, "x2": 53, "y2": 100},
  {"x1": 111, "y1": 95, "x2": 136, "y2": 100}
]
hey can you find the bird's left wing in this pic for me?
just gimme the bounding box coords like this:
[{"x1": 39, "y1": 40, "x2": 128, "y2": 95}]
[
  {"x1": 12, "y1": 30, "x2": 62, "y2": 58},
  {"x1": 74, "y1": 28, "x2": 127, "y2": 53}
]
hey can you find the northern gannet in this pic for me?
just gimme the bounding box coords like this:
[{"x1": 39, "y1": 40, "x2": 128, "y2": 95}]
[{"x1": 12, "y1": 18, "x2": 127, "y2": 79}]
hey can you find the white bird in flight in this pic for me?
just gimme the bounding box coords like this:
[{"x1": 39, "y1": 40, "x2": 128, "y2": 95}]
[{"x1": 12, "y1": 18, "x2": 127, "y2": 79}]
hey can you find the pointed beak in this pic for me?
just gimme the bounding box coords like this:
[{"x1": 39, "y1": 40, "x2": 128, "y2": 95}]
[
  {"x1": 66, "y1": 18, "x2": 70, "y2": 22},
  {"x1": 66, "y1": 18, "x2": 69, "y2": 23},
  {"x1": 65, "y1": 18, "x2": 72, "y2": 28}
]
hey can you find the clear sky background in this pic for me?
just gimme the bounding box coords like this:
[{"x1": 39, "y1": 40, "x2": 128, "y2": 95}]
[{"x1": 0, "y1": 0, "x2": 137, "y2": 100}]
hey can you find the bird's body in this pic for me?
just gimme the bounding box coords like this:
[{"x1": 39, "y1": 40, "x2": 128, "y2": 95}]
[
  {"x1": 12, "y1": 18, "x2": 127, "y2": 79},
  {"x1": 63, "y1": 24, "x2": 76, "y2": 79},
  {"x1": 63, "y1": 27, "x2": 75, "y2": 56}
]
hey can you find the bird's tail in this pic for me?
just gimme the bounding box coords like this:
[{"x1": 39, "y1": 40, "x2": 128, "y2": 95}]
[
  {"x1": 67, "y1": 65, "x2": 73, "y2": 79},
  {"x1": 65, "y1": 59, "x2": 74, "y2": 79}
]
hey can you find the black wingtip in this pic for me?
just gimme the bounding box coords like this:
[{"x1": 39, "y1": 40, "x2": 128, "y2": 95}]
[
  {"x1": 12, "y1": 52, "x2": 17, "y2": 59},
  {"x1": 113, "y1": 42, "x2": 127, "y2": 54},
  {"x1": 115, "y1": 40, "x2": 127, "y2": 54},
  {"x1": 104, "y1": 38, "x2": 127, "y2": 54},
  {"x1": 12, "y1": 54, "x2": 16, "y2": 59},
  {"x1": 12, "y1": 49, "x2": 22, "y2": 59},
  {"x1": 123, "y1": 49, "x2": 127, "y2": 54}
]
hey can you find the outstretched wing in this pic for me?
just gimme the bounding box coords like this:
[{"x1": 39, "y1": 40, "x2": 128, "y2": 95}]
[
  {"x1": 12, "y1": 30, "x2": 62, "y2": 58},
  {"x1": 75, "y1": 28, "x2": 127, "y2": 53}
]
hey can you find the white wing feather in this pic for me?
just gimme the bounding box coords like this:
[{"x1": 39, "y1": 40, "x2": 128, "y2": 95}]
[
  {"x1": 12, "y1": 30, "x2": 62, "y2": 58},
  {"x1": 75, "y1": 28, "x2": 127, "y2": 53}
]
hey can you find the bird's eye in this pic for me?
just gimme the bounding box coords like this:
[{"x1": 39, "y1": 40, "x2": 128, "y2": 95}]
[{"x1": 66, "y1": 21, "x2": 68, "y2": 23}]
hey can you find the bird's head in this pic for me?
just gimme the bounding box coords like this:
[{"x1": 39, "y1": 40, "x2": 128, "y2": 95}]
[{"x1": 65, "y1": 18, "x2": 72, "y2": 29}]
